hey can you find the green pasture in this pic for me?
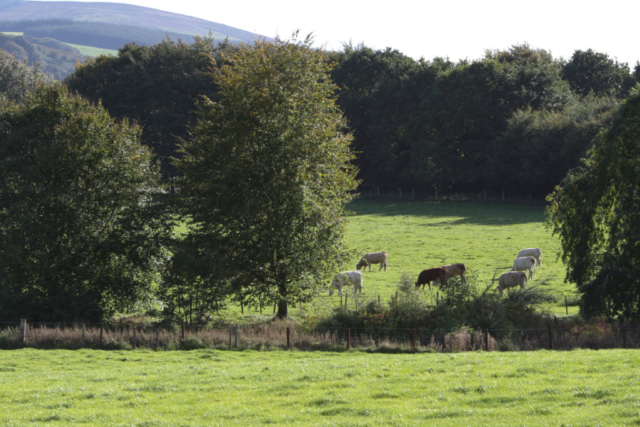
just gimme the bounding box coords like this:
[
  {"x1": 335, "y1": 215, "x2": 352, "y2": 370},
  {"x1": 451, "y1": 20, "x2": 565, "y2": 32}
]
[
  {"x1": 333, "y1": 198, "x2": 571, "y2": 314},
  {"x1": 219, "y1": 199, "x2": 573, "y2": 319},
  {"x1": 1, "y1": 349, "x2": 638, "y2": 426},
  {"x1": 64, "y1": 43, "x2": 117, "y2": 57}
]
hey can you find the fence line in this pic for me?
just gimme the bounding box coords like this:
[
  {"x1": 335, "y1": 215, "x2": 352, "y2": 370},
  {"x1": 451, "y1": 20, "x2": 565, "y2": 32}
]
[{"x1": 0, "y1": 320, "x2": 635, "y2": 353}]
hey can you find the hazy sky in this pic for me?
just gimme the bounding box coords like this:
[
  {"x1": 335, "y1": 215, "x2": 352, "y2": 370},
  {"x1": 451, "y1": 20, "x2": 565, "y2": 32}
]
[{"x1": 37, "y1": 0, "x2": 639, "y2": 66}]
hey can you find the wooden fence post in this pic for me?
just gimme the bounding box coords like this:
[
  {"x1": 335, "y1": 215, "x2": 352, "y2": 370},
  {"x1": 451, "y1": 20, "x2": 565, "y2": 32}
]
[
  {"x1": 155, "y1": 328, "x2": 160, "y2": 351},
  {"x1": 347, "y1": 328, "x2": 351, "y2": 350},
  {"x1": 241, "y1": 301, "x2": 244, "y2": 315},
  {"x1": 286, "y1": 327, "x2": 291, "y2": 350},
  {"x1": 623, "y1": 325, "x2": 627, "y2": 349},
  {"x1": 395, "y1": 292, "x2": 398, "y2": 305},
  {"x1": 235, "y1": 324, "x2": 239, "y2": 348},
  {"x1": 411, "y1": 329, "x2": 416, "y2": 349},
  {"x1": 181, "y1": 322, "x2": 185, "y2": 340},
  {"x1": 100, "y1": 322, "x2": 104, "y2": 348},
  {"x1": 485, "y1": 330, "x2": 489, "y2": 351},
  {"x1": 565, "y1": 296, "x2": 568, "y2": 315},
  {"x1": 345, "y1": 294, "x2": 348, "y2": 309},
  {"x1": 436, "y1": 292, "x2": 439, "y2": 306},
  {"x1": 548, "y1": 324, "x2": 553, "y2": 350},
  {"x1": 82, "y1": 323, "x2": 85, "y2": 348},
  {"x1": 378, "y1": 295, "x2": 380, "y2": 305},
  {"x1": 228, "y1": 328, "x2": 232, "y2": 350},
  {"x1": 133, "y1": 327, "x2": 137, "y2": 350},
  {"x1": 19, "y1": 319, "x2": 27, "y2": 348}
]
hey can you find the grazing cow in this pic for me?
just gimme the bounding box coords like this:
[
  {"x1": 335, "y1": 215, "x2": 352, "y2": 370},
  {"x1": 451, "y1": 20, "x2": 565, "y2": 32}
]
[
  {"x1": 517, "y1": 248, "x2": 542, "y2": 267},
  {"x1": 512, "y1": 256, "x2": 536, "y2": 279},
  {"x1": 442, "y1": 263, "x2": 467, "y2": 284},
  {"x1": 356, "y1": 251, "x2": 389, "y2": 272},
  {"x1": 497, "y1": 271, "x2": 528, "y2": 296},
  {"x1": 328, "y1": 271, "x2": 363, "y2": 296},
  {"x1": 415, "y1": 268, "x2": 448, "y2": 290}
]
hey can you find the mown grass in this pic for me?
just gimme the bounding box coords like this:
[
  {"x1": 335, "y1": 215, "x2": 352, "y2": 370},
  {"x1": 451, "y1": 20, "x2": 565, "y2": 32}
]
[{"x1": 0, "y1": 349, "x2": 638, "y2": 426}]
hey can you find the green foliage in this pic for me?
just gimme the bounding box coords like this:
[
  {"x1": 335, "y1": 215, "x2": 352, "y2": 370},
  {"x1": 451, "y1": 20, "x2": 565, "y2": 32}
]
[
  {"x1": 490, "y1": 95, "x2": 619, "y2": 196},
  {"x1": 0, "y1": 86, "x2": 172, "y2": 322},
  {"x1": 175, "y1": 34, "x2": 358, "y2": 319},
  {"x1": 563, "y1": 49, "x2": 634, "y2": 98},
  {"x1": 547, "y1": 89, "x2": 640, "y2": 320},
  {"x1": 66, "y1": 37, "x2": 237, "y2": 176},
  {"x1": 0, "y1": 47, "x2": 51, "y2": 101}
]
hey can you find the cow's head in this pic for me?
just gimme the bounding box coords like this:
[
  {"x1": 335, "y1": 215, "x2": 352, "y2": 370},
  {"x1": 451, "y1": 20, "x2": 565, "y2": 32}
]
[{"x1": 356, "y1": 259, "x2": 368, "y2": 270}]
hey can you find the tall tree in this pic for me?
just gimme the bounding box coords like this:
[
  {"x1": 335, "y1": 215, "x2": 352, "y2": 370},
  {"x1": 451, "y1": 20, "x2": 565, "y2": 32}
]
[
  {"x1": 563, "y1": 49, "x2": 634, "y2": 98},
  {"x1": 0, "y1": 48, "x2": 51, "y2": 102},
  {"x1": 176, "y1": 35, "x2": 358, "y2": 319},
  {"x1": 547, "y1": 88, "x2": 640, "y2": 320},
  {"x1": 0, "y1": 86, "x2": 172, "y2": 322}
]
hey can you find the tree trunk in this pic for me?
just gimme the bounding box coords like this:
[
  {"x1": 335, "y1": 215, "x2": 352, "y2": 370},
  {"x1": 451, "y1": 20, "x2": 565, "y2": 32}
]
[{"x1": 276, "y1": 298, "x2": 288, "y2": 319}]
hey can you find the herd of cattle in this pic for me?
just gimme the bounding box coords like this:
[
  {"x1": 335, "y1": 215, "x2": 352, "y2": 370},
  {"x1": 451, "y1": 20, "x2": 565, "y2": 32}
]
[{"x1": 328, "y1": 248, "x2": 543, "y2": 298}]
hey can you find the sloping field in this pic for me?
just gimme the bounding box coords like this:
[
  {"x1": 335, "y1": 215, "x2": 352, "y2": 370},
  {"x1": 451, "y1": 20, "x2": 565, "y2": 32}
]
[
  {"x1": 311, "y1": 198, "x2": 572, "y2": 316},
  {"x1": 0, "y1": 349, "x2": 638, "y2": 426},
  {"x1": 65, "y1": 43, "x2": 116, "y2": 57}
]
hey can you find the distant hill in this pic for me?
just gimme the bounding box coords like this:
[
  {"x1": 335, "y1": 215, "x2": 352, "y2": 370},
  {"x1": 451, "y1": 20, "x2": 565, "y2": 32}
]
[
  {"x1": 0, "y1": 0, "x2": 265, "y2": 43},
  {"x1": 0, "y1": 32, "x2": 84, "y2": 79}
]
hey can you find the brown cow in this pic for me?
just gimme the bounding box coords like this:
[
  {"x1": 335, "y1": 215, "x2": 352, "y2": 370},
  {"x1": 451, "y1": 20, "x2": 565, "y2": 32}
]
[{"x1": 415, "y1": 268, "x2": 448, "y2": 290}]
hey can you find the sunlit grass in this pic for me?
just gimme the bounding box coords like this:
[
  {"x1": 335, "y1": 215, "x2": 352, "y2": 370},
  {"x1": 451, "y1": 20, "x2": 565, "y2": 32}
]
[
  {"x1": 0, "y1": 349, "x2": 638, "y2": 426},
  {"x1": 64, "y1": 43, "x2": 117, "y2": 57}
]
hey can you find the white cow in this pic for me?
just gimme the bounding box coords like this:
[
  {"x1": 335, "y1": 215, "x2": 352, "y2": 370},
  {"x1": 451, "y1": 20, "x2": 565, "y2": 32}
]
[
  {"x1": 356, "y1": 252, "x2": 389, "y2": 272},
  {"x1": 442, "y1": 263, "x2": 467, "y2": 284},
  {"x1": 517, "y1": 248, "x2": 542, "y2": 267},
  {"x1": 512, "y1": 256, "x2": 536, "y2": 280},
  {"x1": 497, "y1": 271, "x2": 528, "y2": 296},
  {"x1": 328, "y1": 271, "x2": 363, "y2": 296}
]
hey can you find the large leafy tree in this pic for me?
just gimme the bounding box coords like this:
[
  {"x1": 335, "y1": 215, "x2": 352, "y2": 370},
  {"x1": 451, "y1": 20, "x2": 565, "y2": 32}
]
[
  {"x1": 547, "y1": 88, "x2": 640, "y2": 321},
  {"x1": 0, "y1": 86, "x2": 172, "y2": 322},
  {"x1": 176, "y1": 35, "x2": 358, "y2": 319}
]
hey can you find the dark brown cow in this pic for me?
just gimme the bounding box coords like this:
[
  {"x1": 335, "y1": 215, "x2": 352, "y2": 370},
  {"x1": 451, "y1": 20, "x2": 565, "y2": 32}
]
[{"x1": 415, "y1": 268, "x2": 448, "y2": 290}]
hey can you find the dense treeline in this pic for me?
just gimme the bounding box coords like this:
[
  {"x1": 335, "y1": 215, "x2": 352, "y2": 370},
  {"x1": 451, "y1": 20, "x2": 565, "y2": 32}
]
[{"x1": 65, "y1": 41, "x2": 640, "y2": 196}]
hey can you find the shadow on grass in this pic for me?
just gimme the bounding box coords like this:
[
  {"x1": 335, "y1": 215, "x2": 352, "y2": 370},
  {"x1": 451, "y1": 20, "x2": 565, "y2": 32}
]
[{"x1": 346, "y1": 199, "x2": 544, "y2": 226}]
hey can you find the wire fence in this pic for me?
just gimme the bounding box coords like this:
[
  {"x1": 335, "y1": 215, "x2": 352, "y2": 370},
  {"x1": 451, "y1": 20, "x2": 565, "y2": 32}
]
[
  {"x1": 0, "y1": 320, "x2": 635, "y2": 352},
  {"x1": 356, "y1": 188, "x2": 547, "y2": 205}
]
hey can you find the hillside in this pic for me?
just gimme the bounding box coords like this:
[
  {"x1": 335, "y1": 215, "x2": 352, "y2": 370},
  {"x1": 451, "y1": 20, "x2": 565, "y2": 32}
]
[
  {"x1": 0, "y1": 32, "x2": 84, "y2": 78},
  {"x1": 0, "y1": 0, "x2": 264, "y2": 43}
]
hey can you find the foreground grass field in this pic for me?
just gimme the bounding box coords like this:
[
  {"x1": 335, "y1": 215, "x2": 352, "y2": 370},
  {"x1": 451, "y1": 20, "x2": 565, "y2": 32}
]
[{"x1": 1, "y1": 349, "x2": 638, "y2": 426}]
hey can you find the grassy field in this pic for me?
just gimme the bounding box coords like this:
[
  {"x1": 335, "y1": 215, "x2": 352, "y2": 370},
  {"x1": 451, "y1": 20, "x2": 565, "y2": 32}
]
[
  {"x1": 222, "y1": 198, "x2": 573, "y2": 319},
  {"x1": 65, "y1": 43, "x2": 118, "y2": 57},
  {"x1": 331, "y1": 198, "x2": 572, "y2": 314},
  {"x1": 0, "y1": 348, "x2": 638, "y2": 426}
]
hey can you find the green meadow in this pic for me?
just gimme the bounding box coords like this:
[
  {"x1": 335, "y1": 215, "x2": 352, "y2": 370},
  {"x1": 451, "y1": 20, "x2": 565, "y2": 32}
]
[
  {"x1": 221, "y1": 198, "x2": 573, "y2": 319},
  {"x1": 1, "y1": 349, "x2": 638, "y2": 426},
  {"x1": 64, "y1": 43, "x2": 118, "y2": 58}
]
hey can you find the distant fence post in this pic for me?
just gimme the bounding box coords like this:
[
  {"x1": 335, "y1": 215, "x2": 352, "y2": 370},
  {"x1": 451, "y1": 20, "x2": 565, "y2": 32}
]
[
  {"x1": 565, "y1": 296, "x2": 568, "y2": 315},
  {"x1": 548, "y1": 324, "x2": 553, "y2": 350},
  {"x1": 395, "y1": 292, "x2": 398, "y2": 305},
  {"x1": 234, "y1": 324, "x2": 239, "y2": 348},
  {"x1": 241, "y1": 301, "x2": 244, "y2": 315},
  {"x1": 133, "y1": 327, "x2": 137, "y2": 350},
  {"x1": 377, "y1": 295, "x2": 380, "y2": 305},
  {"x1": 347, "y1": 328, "x2": 351, "y2": 350},
  {"x1": 181, "y1": 322, "x2": 185, "y2": 340},
  {"x1": 286, "y1": 327, "x2": 291, "y2": 350},
  {"x1": 82, "y1": 323, "x2": 85, "y2": 348},
  {"x1": 100, "y1": 322, "x2": 104, "y2": 348},
  {"x1": 485, "y1": 330, "x2": 489, "y2": 351},
  {"x1": 155, "y1": 327, "x2": 160, "y2": 351},
  {"x1": 345, "y1": 294, "x2": 348, "y2": 309},
  {"x1": 228, "y1": 327, "x2": 232, "y2": 350},
  {"x1": 411, "y1": 329, "x2": 416, "y2": 349},
  {"x1": 436, "y1": 292, "x2": 439, "y2": 306},
  {"x1": 340, "y1": 295, "x2": 343, "y2": 308},
  {"x1": 19, "y1": 319, "x2": 27, "y2": 348},
  {"x1": 623, "y1": 325, "x2": 627, "y2": 349}
]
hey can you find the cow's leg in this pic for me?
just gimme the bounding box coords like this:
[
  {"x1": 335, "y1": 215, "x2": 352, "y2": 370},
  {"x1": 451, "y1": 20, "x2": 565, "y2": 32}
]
[{"x1": 378, "y1": 263, "x2": 383, "y2": 272}]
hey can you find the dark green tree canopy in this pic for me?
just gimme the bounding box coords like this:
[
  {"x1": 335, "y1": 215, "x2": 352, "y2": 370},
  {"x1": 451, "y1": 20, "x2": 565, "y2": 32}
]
[
  {"x1": 547, "y1": 88, "x2": 640, "y2": 320},
  {"x1": 66, "y1": 37, "x2": 238, "y2": 177},
  {"x1": 563, "y1": 49, "x2": 634, "y2": 98},
  {"x1": 175, "y1": 35, "x2": 358, "y2": 319},
  {"x1": 0, "y1": 85, "x2": 172, "y2": 322}
]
